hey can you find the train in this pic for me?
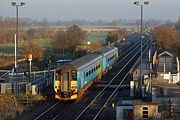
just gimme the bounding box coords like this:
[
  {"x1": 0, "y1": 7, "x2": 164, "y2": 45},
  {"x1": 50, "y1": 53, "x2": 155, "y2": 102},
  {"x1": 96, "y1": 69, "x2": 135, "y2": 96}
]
[{"x1": 54, "y1": 45, "x2": 118, "y2": 100}]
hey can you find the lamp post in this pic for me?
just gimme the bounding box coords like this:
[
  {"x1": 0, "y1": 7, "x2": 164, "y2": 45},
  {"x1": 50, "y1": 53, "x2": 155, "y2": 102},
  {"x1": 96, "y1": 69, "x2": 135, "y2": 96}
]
[
  {"x1": 134, "y1": 1, "x2": 149, "y2": 98},
  {"x1": 62, "y1": 29, "x2": 66, "y2": 64},
  {"x1": 12, "y1": 1, "x2": 25, "y2": 94}
]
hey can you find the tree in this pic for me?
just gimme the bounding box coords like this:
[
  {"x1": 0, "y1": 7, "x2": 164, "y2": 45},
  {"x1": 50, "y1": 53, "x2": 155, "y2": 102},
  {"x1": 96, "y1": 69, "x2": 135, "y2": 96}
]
[
  {"x1": 52, "y1": 31, "x2": 67, "y2": 53},
  {"x1": 111, "y1": 20, "x2": 118, "y2": 27},
  {"x1": 106, "y1": 29, "x2": 126, "y2": 44},
  {"x1": 153, "y1": 25, "x2": 180, "y2": 56},
  {"x1": 106, "y1": 32, "x2": 118, "y2": 44},
  {"x1": 175, "y1": 18, "x2": 180, "y2": 30},
  {"x1": 117, "y1": 29, "x2": 126, "y2": 42},
  {"x1": 52, "y1": 25, "x2": 85, "y2": 56},
  {"x1": 66, "y1": 25, "x2": 85, "y2": 52},
  {"x1": 20, "y1": 41, "x2": 44, "y2": 61},
  {"x1": 26, "y1": 28, "x2": 36, "y2": 41}
]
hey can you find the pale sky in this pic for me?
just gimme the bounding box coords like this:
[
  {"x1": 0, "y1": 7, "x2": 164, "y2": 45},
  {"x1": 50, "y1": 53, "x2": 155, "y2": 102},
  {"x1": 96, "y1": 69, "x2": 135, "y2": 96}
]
[{"x1": 0, "y1": 0, "x2": 180, "y2": 21}]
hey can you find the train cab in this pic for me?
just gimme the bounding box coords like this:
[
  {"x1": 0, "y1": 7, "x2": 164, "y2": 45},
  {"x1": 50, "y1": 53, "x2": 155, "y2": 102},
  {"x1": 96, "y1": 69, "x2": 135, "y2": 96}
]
[{"x1": 54, "y1": 66, "x2": 78, "y2": 100}]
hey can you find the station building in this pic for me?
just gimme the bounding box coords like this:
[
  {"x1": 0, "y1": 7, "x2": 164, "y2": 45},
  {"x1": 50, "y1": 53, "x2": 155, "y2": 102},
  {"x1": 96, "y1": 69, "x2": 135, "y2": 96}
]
[{"x1": 116, "y1": 100, "x2": 160, "y2": 120}]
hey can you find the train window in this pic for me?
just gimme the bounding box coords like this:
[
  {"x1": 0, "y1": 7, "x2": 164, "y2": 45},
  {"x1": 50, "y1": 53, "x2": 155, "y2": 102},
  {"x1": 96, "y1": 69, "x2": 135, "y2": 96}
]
[
  {"x1": 108, "y1": 55, "x2": 116, "y2": 61},
  {"x1": 86, "y1": 72, "x2": 88, "y2": 77},
  {"x1": 91, "y1": 68, "x2": 93, "y2": 73},
  {"x1": 56, "y1": 73, "x2": 59, "y2": 79},
  {"x1": 71, "y1": 70, "x2": 77, "y2": 80},
  {"x1": 56, "y1": 70, "x2": 61, "y2": 80},
  {"x1": 89, "y1": 70, "x2": 91, "y2": 75},
  {"x1": 98, "y1": 64, "x2": 100, "y2": 68},
  {"x1": 96, "y1": 66, "x2": 98, "y2": 70}
]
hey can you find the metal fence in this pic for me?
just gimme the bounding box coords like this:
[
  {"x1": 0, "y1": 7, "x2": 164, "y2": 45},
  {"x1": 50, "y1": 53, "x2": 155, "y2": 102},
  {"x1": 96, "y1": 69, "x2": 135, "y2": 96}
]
[
  {"x1": 0, "y1": 70, "x2": 54, "y2": 94},
  {"x1": 153, "y1": 97, "x2": 180, "y2": 117}
]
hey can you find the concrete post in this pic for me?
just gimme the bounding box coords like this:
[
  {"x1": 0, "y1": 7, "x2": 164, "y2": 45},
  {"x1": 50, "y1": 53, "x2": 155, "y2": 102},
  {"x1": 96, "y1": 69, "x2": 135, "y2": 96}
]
[
  {"x1": 169, "y1": 72, "x2": 172, "y2": 84},
  {"x1": 176, "y1": 57, "x2": 180, "y2": 82},
  {"x1": 130, "y1": 81, "x2": 135, "y2": 97}
]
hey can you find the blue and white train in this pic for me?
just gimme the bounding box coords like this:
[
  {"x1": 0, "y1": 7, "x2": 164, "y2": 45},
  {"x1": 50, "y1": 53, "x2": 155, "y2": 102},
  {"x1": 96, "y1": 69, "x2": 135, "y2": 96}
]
[{"x1": 54, "y1": 45, "x2": 118, "y2": 100}]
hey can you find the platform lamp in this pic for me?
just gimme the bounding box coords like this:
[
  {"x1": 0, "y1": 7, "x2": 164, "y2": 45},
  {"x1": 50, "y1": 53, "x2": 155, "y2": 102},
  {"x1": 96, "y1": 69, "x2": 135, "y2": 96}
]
[{"x1": 134, "y1": 1, "x2": 149, "y2": 98}]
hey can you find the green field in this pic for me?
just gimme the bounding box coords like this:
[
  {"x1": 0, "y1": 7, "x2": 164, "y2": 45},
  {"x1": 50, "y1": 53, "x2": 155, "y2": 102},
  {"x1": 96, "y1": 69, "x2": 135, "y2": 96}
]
[
  {"x1": 0, "y1": 33, "x2": 107, "y2": 54},
  {"x1": 0, "y1": 43, "x2": 15, "y2": 54},
  {"x1": 84, "y1": 32, "x2": 107, "y2": 43},
  {"x1": 33, "y1": 39, "x2": 52, "y2": 48},
  {"x1": 0, "y1": 39, "x2": 51, "y2": 54}
]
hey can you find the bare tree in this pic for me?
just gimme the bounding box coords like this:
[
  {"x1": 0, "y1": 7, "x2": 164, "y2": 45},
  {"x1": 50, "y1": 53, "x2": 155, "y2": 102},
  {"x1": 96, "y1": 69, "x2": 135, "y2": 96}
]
[
  {"x1": 20, "y1": 41, "x2": 44, "y2": 61},
  {"x1": 106, "y1": 29, "x2": 126, "y2": 44},
  {"x1": 67, "y1": 25, "x2": 85, "y2": 52},
  {"x1": 26, "y1": 28, "x2": 36, "y2": 41},
  {"x1": 153, "y1": 25, "x2": 180, "y2": 56},
  {"x1": 106, "y1": 32, "x2": 118, "y2": 44},
  {"x1": 175, "y1": 18, "x2": 180, "y2": 30},
  {"x1": 111, "y1": 20, "x2": 118, "y2": 27},
  {"x1": 52, "y1": 31, "x2": 67, "y2": 52},
  {"x1": 52, "y1": 25, "x2": 85, "y2": 57}
]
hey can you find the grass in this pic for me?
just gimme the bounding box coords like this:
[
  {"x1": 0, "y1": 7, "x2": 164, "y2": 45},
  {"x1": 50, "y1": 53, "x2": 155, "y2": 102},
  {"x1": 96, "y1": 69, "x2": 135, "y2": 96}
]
[
  {"x1": 0, "y1": 94, "x2": 45, "y2": 120},
  {"x1": 0, "y1": 43, "x2": 15, "y2": 53},
  {"x1": 0, "y1": 34, "x2": 105, "y2": 68},
  {"x1": 33, "y1": 39, "x2": 52, "y2": 48},
  {"x1": 0, "y1": 39, "x2": 52, "y2": 54},
  {"x1": 84, "y1": 32, "x2": 107, "y2": 44},
  {"x1": 0, "y1": 33, "x2": 106, "y2": 54}
]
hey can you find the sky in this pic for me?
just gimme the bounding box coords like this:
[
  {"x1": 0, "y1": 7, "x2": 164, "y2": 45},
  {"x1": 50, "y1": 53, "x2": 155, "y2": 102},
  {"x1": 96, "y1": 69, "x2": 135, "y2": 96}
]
[{"x1": 0, "y1": 0, "x2": 180, "y2": 21}]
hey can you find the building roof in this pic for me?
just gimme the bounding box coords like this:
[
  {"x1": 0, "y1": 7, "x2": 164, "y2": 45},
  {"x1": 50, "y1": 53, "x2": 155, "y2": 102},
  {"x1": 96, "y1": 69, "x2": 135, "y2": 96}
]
[
  {"x1": 116, "y1": 100, "x2": 142, "y2": 106},
  {"x1": 158, "y1": 51, "x2": 173, "y2": 58},
  {"x1": 134, "y1": 102, "x2": 158, "y2": 106}
]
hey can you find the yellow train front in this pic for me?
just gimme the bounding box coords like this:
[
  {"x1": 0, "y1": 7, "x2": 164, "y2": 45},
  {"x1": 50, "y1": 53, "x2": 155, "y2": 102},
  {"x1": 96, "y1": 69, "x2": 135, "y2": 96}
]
[{"x1": 54, "y1": 65, "x2": 78, "y2": 100}]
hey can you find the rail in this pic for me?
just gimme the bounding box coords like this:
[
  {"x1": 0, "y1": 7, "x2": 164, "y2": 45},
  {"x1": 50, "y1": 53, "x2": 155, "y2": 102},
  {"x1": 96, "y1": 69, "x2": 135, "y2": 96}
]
[
  {"x1": 75, "y1": 36, "x2": 152, "y2": 120},
  {"x1": 31, "y1": 35, "x2": 152, "y2": 120}
]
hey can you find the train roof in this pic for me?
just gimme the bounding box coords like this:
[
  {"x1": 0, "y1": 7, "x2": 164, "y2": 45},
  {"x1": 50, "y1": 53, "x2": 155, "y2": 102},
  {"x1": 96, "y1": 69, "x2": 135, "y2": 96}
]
[
  {"x1": 69, "y1": 53, "x2": 102, "y2": 70},
  {"x1": 96, "y1": 45, "x2": 117, "y2": 56},
  {"x1": 56, "y1": 45, "x2": 117, "y2": 71}
]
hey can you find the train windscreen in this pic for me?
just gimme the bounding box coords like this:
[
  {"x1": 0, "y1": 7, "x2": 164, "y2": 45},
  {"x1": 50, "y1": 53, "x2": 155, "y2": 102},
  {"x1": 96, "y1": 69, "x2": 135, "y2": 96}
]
[{"x1": 71, "y1": 70, "x2": 77, "y2": 80}]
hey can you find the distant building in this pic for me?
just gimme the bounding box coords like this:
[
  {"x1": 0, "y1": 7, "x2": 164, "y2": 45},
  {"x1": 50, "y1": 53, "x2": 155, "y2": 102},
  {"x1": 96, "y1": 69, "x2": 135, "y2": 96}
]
[
  {"x1": 158, "y1": 51, "x2": 173, "y2": 73},
  {"x1": 157, "y1": 51, "x2": 180, "y2": 83}
]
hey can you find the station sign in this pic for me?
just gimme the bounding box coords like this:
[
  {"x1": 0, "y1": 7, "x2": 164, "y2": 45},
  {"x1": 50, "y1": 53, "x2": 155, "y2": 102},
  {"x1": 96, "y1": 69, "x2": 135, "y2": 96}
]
[{"x1": 28, "y1": 54, "x2": 32, "y2": 61}]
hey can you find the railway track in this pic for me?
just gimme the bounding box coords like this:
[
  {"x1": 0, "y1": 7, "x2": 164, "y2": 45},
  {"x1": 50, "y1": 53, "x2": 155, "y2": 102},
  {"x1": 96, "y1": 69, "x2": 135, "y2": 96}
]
[
  {"x1": 33, "y1": 101, "x2": 74, "y2": 120},
  {"x1": 74, "y1": 38, "x2": 152, "y2": 120},
  {"x1": 50, "y1": 36, "x2": 152, "y2": 120},
  {"x1": 32, "y1": 34, "x2": 152, "y2": 120},
  {"x1": 0, "y1": 70, "x2": 10, "y2": 78}
]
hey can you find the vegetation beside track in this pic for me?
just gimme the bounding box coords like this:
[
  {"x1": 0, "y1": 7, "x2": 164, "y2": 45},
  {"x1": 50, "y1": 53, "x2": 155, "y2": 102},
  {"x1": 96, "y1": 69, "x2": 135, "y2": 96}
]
[{"x1": 0, "y1": 94, "x2": 45, "y2": 120}]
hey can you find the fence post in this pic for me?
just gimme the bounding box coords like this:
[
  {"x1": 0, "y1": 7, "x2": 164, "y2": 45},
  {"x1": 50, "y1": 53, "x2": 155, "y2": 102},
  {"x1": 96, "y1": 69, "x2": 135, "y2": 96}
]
[{"x1": 33, "y1": 71, "x2": 35, "y2": 82}]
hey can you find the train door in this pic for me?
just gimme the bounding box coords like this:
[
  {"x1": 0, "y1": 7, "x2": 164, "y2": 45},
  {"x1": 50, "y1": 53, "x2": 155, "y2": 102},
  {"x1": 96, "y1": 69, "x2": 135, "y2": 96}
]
[{"x1": 61, "y1": 71, "x2": 70, "y2": 92}]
